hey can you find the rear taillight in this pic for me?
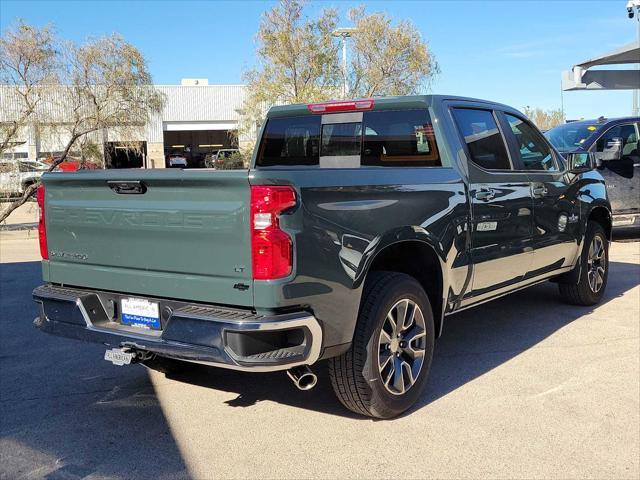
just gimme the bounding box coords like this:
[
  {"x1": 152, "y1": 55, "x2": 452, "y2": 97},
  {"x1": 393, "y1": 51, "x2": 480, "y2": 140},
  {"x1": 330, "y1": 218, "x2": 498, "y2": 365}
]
[
  {"x1": 36, "y1": 184, "x2": 48, "y2": 259},
  {"x1": 307, "y1": 98, "x2": 374, "y2": 114},
  {"x1": 250, "y1": 185, "x2": 296, "y2": 280}
]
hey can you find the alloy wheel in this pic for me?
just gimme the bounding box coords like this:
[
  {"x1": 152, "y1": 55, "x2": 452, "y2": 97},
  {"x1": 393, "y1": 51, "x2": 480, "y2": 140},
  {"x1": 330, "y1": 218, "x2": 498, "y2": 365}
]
[
  {"x1": 377, "y1": 299, "x2": 427, "y2": 395},
  {"x1": 587, "y1": 235, "x2": 606, "y2": 293}
]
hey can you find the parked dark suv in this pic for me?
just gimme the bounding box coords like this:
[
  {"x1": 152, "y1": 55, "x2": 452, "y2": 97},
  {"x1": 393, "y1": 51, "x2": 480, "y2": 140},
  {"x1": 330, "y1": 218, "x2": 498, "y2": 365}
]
[{"x1": 545, "y1": 117, "x2": 639, "y2": 232}]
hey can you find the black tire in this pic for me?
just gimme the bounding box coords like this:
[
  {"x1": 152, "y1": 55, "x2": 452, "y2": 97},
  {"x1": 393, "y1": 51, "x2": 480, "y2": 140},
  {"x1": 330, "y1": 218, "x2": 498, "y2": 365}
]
[
  {"x1": 141, "y1": 355, "x2": 189, "y2": 375},
  {"x1": 329, "y1": 272, "x2": 435, "y2": 419},
  {"x1": 559, "y1": 221, "x2": 609, "y2": 306}
]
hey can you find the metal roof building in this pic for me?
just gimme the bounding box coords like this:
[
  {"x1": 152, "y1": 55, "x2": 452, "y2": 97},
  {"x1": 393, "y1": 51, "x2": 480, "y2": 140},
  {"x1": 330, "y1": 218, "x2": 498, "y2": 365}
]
[{"x1": 3, "y1": 82, "x2": 248, "y2": 168}]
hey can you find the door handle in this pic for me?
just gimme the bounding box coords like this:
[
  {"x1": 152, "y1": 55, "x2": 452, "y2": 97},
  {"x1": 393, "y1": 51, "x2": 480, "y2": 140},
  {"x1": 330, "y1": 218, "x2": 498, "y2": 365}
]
[
  {"x1": 107, "y1": 180, "x2": 147, "y2": 194},
  {"x1": 532, "y1": 185, "x2": 548, "y2": 197},
  {"x1": 475, "y1": 188, "x2": 495, "y2": 201}
]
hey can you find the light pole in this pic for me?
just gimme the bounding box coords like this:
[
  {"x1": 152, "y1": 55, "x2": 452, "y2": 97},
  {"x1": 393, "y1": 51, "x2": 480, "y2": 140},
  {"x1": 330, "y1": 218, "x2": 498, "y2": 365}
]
[
  {"x1": 627, "y1": 0, "x2": 640, "y2": 116},
  {"x1": 332, "y1": 28, "x2": 358, "y2": 98}
]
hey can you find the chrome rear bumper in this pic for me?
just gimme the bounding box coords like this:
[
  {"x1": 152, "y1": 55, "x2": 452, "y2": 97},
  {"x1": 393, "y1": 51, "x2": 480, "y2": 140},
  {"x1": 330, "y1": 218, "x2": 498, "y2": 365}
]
[{"x1": 33, "y1": 284, "x2": 322, "y2": 372}]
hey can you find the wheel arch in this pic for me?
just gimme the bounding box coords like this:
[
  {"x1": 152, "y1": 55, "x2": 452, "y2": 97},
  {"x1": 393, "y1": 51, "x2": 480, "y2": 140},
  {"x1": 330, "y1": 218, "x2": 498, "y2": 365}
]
[
  {"x1": 588, "y1": 204, "x2": 612, "y2": 240},
  {"x1": 357, "y1": 234, "x2": 447, "y2": 339}
]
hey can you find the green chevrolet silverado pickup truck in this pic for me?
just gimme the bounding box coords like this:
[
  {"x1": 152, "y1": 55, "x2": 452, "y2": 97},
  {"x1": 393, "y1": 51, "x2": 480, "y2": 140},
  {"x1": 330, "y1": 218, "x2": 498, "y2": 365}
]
[{"x1": 33, "y1": 95, "x2": 611, "y2": 418}]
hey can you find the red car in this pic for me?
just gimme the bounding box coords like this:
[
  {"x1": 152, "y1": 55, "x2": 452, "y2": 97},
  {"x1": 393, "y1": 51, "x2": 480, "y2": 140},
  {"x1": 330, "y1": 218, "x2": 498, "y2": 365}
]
[{"x1": 42, "y1": 156, "x2": 100, "y2": 172}]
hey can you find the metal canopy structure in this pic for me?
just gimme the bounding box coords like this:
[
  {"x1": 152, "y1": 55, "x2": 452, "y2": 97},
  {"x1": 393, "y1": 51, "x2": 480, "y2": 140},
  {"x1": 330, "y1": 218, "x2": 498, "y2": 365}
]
[{"x1": 562, "y1": 41, "x2": 640, "y2": 91}]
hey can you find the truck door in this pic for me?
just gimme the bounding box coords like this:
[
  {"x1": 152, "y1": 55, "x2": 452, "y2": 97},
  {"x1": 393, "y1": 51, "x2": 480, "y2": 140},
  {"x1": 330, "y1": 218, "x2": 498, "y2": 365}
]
[
  {"x1": 591, "y1": 122, "x2": 640, "y2": 225},
  {"x1": 450, "y1": 107, "x2": 534, "y2": 303},
  {"x1": 499, "y1": 112, "x2": 580, "y2": 276}
]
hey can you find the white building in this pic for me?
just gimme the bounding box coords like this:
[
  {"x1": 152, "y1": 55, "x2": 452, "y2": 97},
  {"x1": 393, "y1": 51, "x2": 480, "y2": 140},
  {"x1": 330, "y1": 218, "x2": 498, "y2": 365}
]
[{"x1": 3, "y1": 81, "x2": 248, "y2": 168}]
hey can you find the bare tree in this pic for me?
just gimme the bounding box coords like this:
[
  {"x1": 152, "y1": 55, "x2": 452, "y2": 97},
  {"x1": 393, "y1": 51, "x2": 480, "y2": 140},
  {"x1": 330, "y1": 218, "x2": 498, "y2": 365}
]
[
  {"x1": 0, "y1": 21, "x2": 58, "y2": 156},
  {"x1": 0, "y1": 31, "x2": 164, "y2": 223},
  {"x1": 523, "y1": 106, "x2": 565, "y2": 131}
]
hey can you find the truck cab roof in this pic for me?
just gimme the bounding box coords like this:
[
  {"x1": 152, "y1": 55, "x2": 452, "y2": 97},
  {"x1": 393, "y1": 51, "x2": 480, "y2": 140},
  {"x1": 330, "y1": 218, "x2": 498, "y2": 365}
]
[{"x1": 266, "y1": 95, "x2": 516, "y2": 118}]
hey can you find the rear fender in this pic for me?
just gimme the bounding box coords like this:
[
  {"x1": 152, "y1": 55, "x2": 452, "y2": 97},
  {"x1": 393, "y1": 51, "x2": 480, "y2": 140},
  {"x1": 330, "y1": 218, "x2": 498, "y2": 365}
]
[
  {"x1": 353, "y1": 226, "x2": 447, "y2": 290},
  {"x1": 353, "y1": 227, "x2": 455, "y2": 338}
]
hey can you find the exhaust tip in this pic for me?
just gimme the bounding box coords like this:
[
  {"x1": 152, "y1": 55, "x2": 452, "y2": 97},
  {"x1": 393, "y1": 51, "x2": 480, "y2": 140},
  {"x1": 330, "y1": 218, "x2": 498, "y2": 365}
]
[
  {"x1": 287, "y1": 365, "x2": 317, "y2": 391},
  {"x1": 297, "y1": 372, "x2": 318, "y2": 390}
]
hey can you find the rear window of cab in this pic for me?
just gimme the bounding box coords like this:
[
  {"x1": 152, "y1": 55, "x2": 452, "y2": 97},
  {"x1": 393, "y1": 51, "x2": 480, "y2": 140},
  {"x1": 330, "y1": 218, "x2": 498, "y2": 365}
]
[{"x1": 256, "y1": 109, "x2": 441, "y2": 168}]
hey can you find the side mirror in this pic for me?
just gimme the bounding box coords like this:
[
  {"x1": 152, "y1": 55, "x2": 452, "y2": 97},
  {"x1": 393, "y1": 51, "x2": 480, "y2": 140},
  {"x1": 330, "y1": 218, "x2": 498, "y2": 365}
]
[
  {"x1": 595, "y1": 137, "x2": 623, "y2": 163},
  {"x1": 566, "y1": 152, "x2": 593, "y2": 172}
]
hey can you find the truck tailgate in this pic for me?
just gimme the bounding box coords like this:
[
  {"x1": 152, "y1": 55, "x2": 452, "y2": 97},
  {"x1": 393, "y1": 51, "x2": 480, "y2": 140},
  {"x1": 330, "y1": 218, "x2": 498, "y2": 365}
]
[{"x1": 42, "y1": 169, "x2": 254, "y2": 307}]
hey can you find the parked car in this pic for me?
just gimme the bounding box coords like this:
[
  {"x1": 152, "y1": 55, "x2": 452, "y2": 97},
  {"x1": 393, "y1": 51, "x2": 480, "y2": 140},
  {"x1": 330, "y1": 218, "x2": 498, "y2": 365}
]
[
  {"x1": 41, "y1": 156, "x2": 100, "y2": 172},
  {"x1": 33, "y1": 95, "x2": 611, "y2": 418},
  {"x1": 545, "y1": 117, "x2": 639, "y2": 232},
  {"x1": 167, "y1": 153, "x2": 188, "y2": 168},
  {"x1": 0, "y1": 160, "x2": 48, "y2": 198},
  {"x1": 204, "y1": 148, "x2": 242, "y2": 169},
  {"x1": 203, "y1": 151, "x2": 219, "y2": 167}
]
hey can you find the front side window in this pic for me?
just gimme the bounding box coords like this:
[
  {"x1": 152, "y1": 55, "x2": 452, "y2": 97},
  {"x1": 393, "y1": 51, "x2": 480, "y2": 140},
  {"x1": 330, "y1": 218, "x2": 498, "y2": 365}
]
[
  {"x1": 505, "y1": 114, "x2": 557, "y2": 171},
  {"x1": 595, "y1": 124, "x2": 638, "y2": 155},
  {"x1": 593, "y1": 123, "x2": 638, "y2": 179},
  {"x1": 452, "y1": 108, "x2": 511, "y2": 170}
]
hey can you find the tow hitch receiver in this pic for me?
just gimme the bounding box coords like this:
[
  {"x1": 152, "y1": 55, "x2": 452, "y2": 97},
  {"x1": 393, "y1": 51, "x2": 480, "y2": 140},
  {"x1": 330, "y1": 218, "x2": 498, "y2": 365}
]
[{"x1": 104, "y1": 348, "x2": 135, "y2": 366}]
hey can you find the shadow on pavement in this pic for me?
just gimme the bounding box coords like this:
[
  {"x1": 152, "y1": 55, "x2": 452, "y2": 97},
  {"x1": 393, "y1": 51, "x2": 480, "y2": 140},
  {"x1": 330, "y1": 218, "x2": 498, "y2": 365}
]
[
  {"x1": 1, "y1": 255, "x2": 638, "y2": 477},
  {"x1": 0, "y1": 262, "x2": 191, "y2": 479},
  {"x1": 418, "y1": 258, "x2": 639, "y2": 413},
  {"x1": 163, "y1": 259, "x2": 639, "y2": 419}
]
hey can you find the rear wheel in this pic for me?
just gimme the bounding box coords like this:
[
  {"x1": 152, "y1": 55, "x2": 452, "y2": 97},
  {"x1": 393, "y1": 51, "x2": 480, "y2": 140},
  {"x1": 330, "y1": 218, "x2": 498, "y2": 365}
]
[
  {"x1": 329, "y1": 272, "x2": 435, "y2": 419},
  {"x1": 559, "y1": 221, "x2": 609, "y2": 305}
]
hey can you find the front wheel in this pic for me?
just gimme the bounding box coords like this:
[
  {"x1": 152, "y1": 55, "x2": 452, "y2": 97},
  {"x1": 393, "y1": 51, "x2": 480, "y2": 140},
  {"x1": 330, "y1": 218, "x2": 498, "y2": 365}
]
[
  {"x1": 559, "y1": 221, "x2": 609, "y2": 306},
  {"x1": 329, "y1": 272, "x2": 435, "y2": 419}
]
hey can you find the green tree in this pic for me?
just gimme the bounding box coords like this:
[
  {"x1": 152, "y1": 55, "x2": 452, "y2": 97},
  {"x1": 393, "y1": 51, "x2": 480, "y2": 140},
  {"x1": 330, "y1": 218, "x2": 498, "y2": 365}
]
[
  {"x1": 0, "y1": 21, "x2": 59, "y2": 156},
  {"x1": 348, "y1": 6, "x2": 438, "y2": 98},
  {"x1": 0, "y1": 26, "x2": 164, "y2": 223},
  {"x1": 240, "y1": 0, "x2": 438, "y2": 144},
  {"x1": 240, "y1": 0, "x2": 341, "y2": 140}
]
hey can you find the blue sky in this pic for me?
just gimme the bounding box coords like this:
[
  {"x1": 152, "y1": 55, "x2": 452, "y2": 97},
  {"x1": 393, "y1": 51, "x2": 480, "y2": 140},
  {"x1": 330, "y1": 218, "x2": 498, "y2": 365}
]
[{"x1": 1, "y1": 0, "x2": 637, "y2": 119}]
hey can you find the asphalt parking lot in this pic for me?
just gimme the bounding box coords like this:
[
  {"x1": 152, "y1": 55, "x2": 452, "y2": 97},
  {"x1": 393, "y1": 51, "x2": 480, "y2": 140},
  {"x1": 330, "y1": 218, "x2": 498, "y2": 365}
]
[{"x1": 1, "y1": 232, "x2": 638, "y2": 480}]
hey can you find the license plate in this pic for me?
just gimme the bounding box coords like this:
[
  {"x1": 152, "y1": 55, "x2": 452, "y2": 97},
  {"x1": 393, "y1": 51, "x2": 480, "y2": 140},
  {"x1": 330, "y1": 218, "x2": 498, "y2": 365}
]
[
  {"x1": 104, "y1": 348, "x2": 134, "y2": 366},
  {"x1": 120, "y1": 297, "x2": 161, "y2": 330}
]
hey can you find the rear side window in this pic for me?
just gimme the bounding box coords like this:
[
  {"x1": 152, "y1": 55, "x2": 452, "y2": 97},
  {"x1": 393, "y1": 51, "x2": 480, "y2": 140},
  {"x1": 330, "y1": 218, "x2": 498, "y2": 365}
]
[
  {"x1": 256, "y1": 109, "x2": 441, "y2": 168},
  {"x1": 452, "y1": 108, "x2": 511, "y2": 170},
  {"x1": 362, "y1": 110, "x2": 440, "y2": 167}
]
